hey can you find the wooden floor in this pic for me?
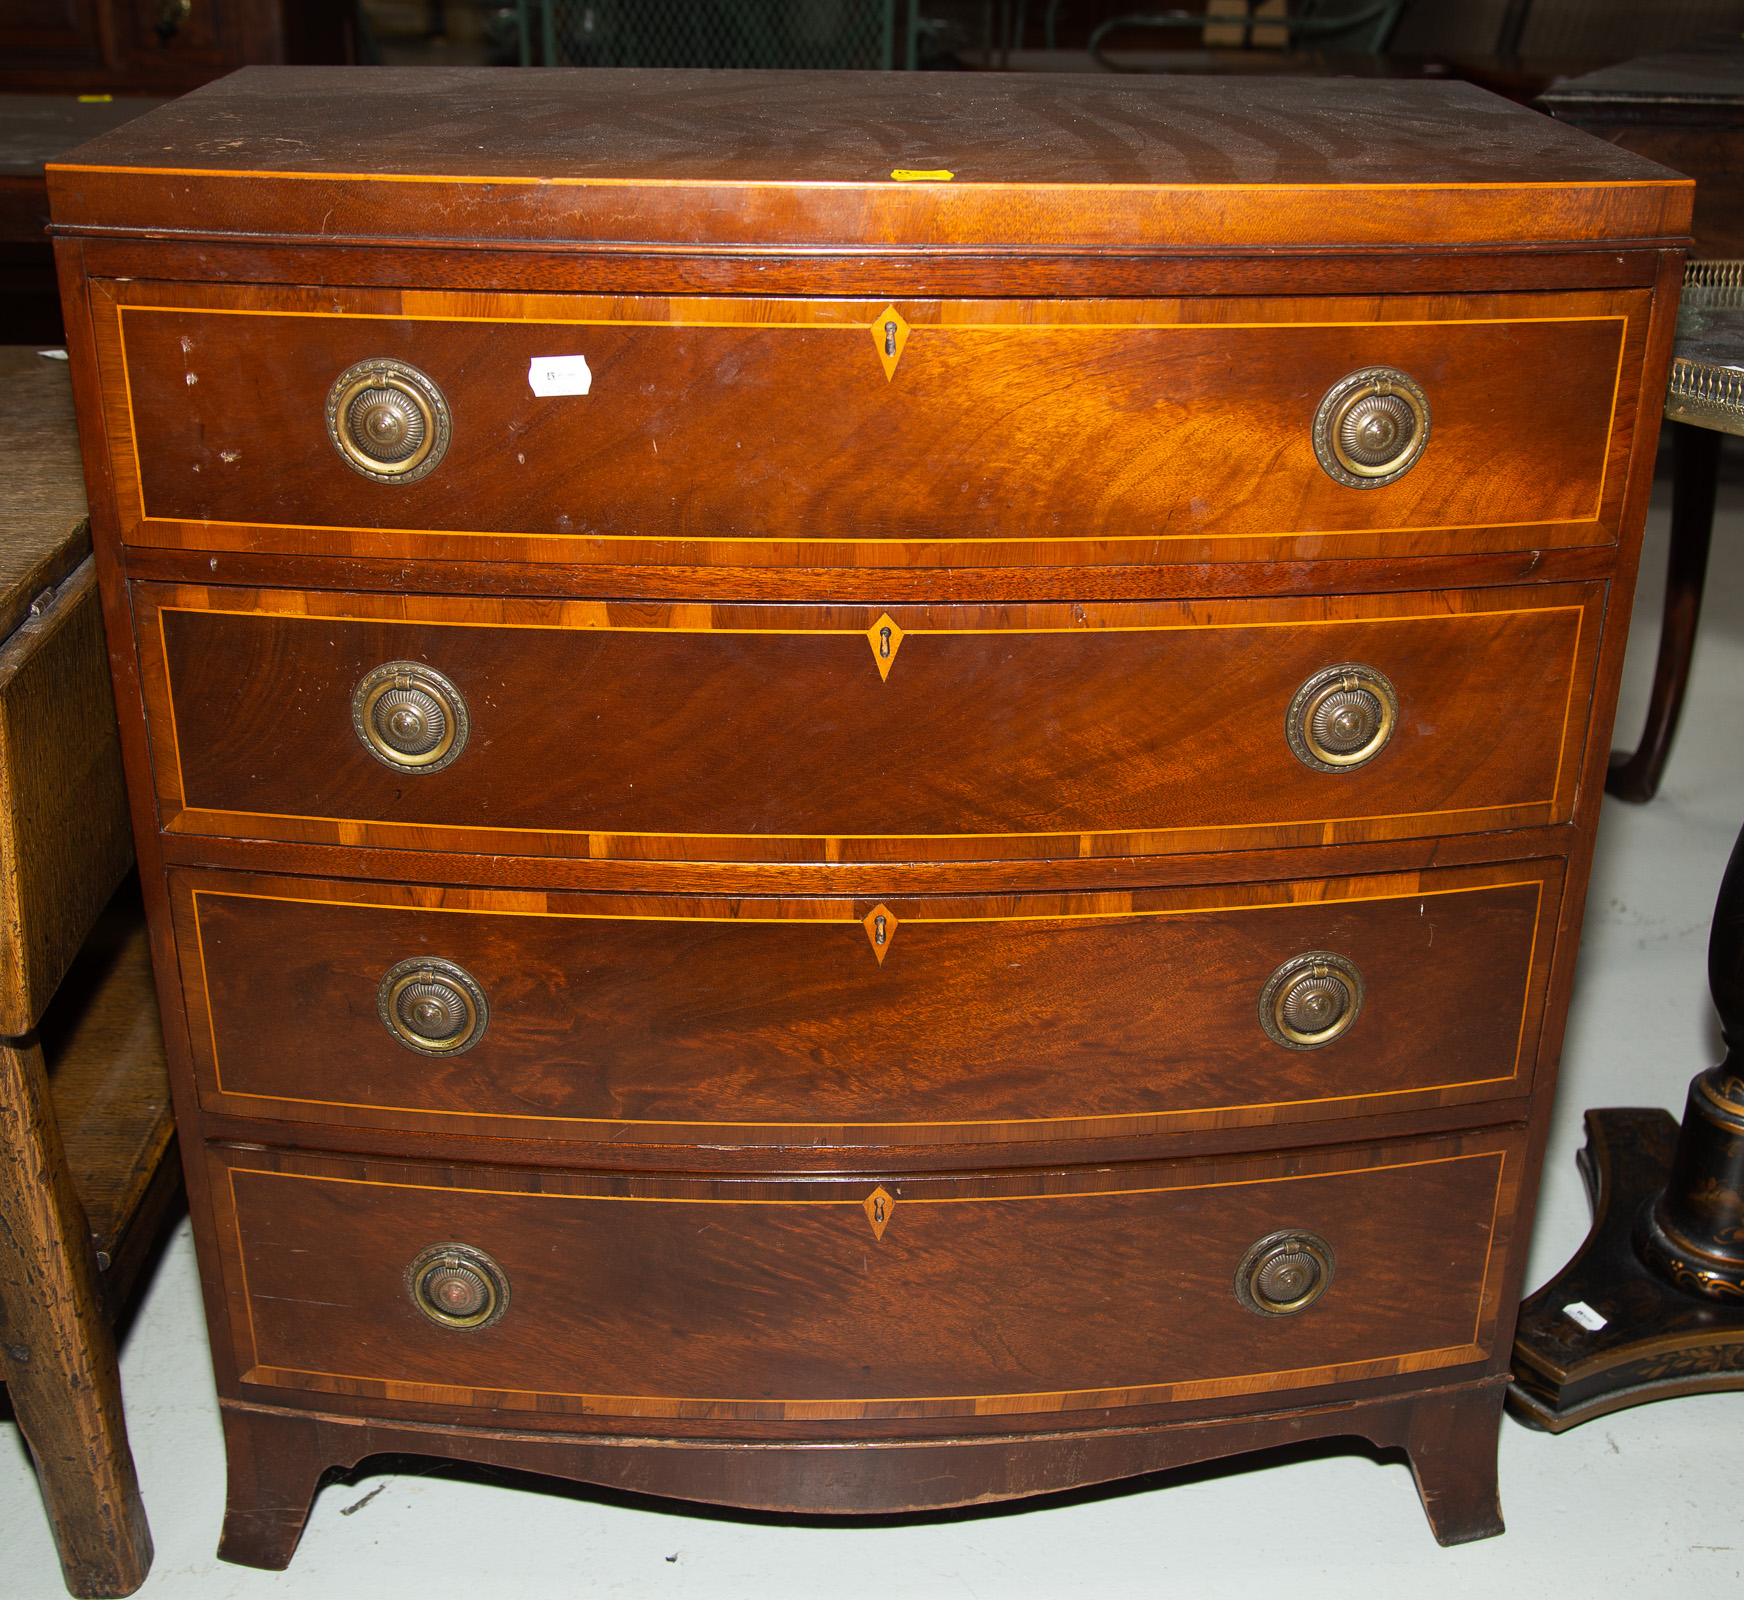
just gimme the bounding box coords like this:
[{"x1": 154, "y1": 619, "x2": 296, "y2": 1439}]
[{"x1": 4, "y1": 444, "x2": 1742, "y2": 1595}]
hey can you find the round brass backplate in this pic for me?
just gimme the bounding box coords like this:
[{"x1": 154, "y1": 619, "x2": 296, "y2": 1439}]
[
  {"x1": 406, "y1": 1242, "x2": 510, "y2": 1331},
  {"x1": 1258, "y1": 951, "x2": 1364, "y2": 1050},
  {"x1": 326, "y1": 358, "x2": 451, "y2": 484},
  {"x1": 1285, "y1": 662, "x2": 1398, "y2": 773},
  {"x1": 351, "y1": 661, "x2": 469, "y2": 774},
  {"x1": 1312, "y1": 366, "x2": 1430, "y2": 488},
  {"x1": 1234, "y1": 1230, "x2": 1336, "y2": 1316},
  {"x1": 377, "y1": 956, "x2": 489, "y2": 1057}
]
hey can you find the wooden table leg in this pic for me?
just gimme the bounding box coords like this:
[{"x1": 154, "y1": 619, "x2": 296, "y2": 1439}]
[
  {"x1": 1607, "y1": 420, "x2": 1722, "y2": 804},
  {"x1": 0, "y1": 1035, "x2": 153, "y2": 1598}
]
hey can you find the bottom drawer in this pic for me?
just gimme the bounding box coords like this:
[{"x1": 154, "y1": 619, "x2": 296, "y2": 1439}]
[{"x1": 211, "y1": 1129, "x2": 1520, "y2": 1427}]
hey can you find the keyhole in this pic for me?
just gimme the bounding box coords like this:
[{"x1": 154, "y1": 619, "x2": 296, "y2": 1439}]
[
  {"x1": 885, "y1": 321, "x2": 897, "y2": 357},
  {"x1": 879, "y1": 625, "x2": 891, "y2": 659},
  {"x1": 875, "y1": 915, "x2": 886, "y2": 945},
  {"x1": 873, "y1": 1197, "x2": 886, "y2": 1223}
]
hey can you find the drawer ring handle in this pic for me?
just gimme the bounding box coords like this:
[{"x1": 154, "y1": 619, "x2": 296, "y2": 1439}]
[
  {"x1": 1258, "y1": 951, "x2": 1364, "y2": 1050},
  {"x1": 1285, "y1": 662, "x2": 1397, "y2": 773},
  {"x1": 326, "y1": 357, "x2": 451, "y2": 484},
  {"x1": 377, "y1": 956, "x2": 490, "y2": 1057},
  {"x1": 352, "y1": 660, "x2": 470, "y2": 774},
  {"x1": 1313, "y1": 366, "x2": 1429, "y2": 488},
  {"x1": 406, "y1": 1242, "x2": 510, "y2": 1331},
  {"x1": 1234, "y1": 1229, "x2": 1336, "y2": 1317}
]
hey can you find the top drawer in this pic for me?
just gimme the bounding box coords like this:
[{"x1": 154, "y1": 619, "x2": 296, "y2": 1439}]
[{"x1": 90, "y1": 282, "x2": 1648, "y2": 569}]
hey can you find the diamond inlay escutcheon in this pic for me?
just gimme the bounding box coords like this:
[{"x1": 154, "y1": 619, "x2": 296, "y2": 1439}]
[
  {"x1": 871, "y1": 305, "x2": 911, "y2": 380},
  {"x1": 866, "y1": 613, "x2": 905, "y2": 681},
  {"x1": 863, "y1": 1186, "x2": 895, "y2": 1241},
  {"x1": 861, "y1": 903, "x2": 899, "y2": 965}
]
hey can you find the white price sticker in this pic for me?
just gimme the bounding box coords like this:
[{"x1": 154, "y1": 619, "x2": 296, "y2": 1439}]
[
  {"x1": 1563, "y1": 1301, "x2": 1608, "y2": 1332},
  {"x1": 528, "y1": 354, "x2": 593, "y2": 397}
]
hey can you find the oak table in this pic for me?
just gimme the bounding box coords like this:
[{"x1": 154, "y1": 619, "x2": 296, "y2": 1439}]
[{"x1": 0, "y1": 347, "x2": 176, "y2": 1598}]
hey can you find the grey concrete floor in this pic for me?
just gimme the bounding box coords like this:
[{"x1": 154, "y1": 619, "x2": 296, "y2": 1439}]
[{"x1": 6, "y1": 447, "x2": 1743, "y2": 1596}]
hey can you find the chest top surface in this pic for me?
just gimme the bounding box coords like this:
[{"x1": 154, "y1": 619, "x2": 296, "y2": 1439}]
[{"x1": 46, "y1": 65, "x2": 1691, "y2": 253}]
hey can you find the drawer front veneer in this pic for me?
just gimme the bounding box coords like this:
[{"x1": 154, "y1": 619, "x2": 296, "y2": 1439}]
[
  {"x1": 209, "y1": 1130, "x2": 1522, "y2": 1424},
  {"x1": 92, "y1": 283, "x2": 1647, "y2": 565},
  {"x1": 175, "y1": 864, "x2": 1559, "y2": 1146},
  {"x1": 136, "y1": 583, "x2": 1601, "y2": 864}
]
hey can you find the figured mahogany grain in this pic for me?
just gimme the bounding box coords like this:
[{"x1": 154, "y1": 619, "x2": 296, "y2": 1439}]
[
  {"x1": 140, "y1": 582, "x2": 1597, "y2": 862},
  {"x1": 175, "y1": 864, "x2": 1555, "y2": 1146},
  {"x1": 114, "y1": 298, "x2": 1629, "y2": 551},
  {"x1": 46, "y1": 69, "x2": 1692, "y2": 251},
  {"x1": 207, "y1": 1129, "x2": 1520, "y2": 1423}
]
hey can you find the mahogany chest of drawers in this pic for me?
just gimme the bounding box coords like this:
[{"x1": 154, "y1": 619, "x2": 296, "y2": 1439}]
[{"x1": 47, "y1": 67, "x2": 1689, "y2": 1568}]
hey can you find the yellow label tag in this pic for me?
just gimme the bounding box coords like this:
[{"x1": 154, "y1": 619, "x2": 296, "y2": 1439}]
[
  {"x1": 890, "y1": 169, "x2": 953, "y2": 182},
  {"x1": 77, "y1": 93, "x2": 113, "y2": 103}
]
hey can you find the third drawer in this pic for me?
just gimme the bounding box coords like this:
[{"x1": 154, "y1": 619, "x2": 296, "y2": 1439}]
[{"x1": 171, "y1": 859, "x2": 1563, "y2": 1148}]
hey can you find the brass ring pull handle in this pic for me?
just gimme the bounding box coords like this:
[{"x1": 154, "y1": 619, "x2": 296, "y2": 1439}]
[
  {"x1": 1234, "y1": 1230, "x2": 1336, "y2": 1316},
  {"x1": 352, "y1": 661, "x2": 469, "y2": 773},
  {"x1": 1313, "y1": 366, "x2": 1430, "y2": 488},
  {"x1": 1258, "y1": 951, "x2": 1364, "y2": 1050},
  {"x1": 1285, "y1": 662, "x2": 1397, "y2": 773},
  {"x1": 406, "y1": 1243, "x2": 510, "y2": 1331},
  {"x1": 326, "y1": 358, "x2": 451, "y2": 483},
  {"x1": 377, "y1": 957, "x2": 489, "y2": 1057}
]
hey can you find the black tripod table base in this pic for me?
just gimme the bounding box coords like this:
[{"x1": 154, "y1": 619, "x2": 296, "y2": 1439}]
[{"x1": 1508, "y1": 1108, "x2": 1744, "y2": 1433}]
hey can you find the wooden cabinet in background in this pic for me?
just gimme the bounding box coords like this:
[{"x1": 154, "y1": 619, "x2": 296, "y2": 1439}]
[
  {"x1": 46, "y1": 67, "x2": 1690, "y2": 1572},
  {"x1": 0, "y1": 1, "x2": 355, "y2": 95}
]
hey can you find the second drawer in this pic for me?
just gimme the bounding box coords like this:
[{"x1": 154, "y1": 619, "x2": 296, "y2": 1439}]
[
  {"x1": 173, "y1": 860, "x2": 1561, "y2": 1147},
  {"x1": 135, "y1": 581, "x2": 1603, "y2": 865}
]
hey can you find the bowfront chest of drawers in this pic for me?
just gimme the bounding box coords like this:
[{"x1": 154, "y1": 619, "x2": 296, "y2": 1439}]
[{"x1": 48, "y1": 67, "x2": 1689, "y2": 1568}]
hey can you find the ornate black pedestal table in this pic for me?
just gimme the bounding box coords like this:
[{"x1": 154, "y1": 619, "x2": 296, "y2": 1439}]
[{"x1": 1510, "y1": 821, "x2": 1744, "y2": 1430}]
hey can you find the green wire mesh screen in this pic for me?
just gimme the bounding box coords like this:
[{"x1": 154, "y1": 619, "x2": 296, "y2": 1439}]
[{"x1": 531, "y1": 0, "x2": 900, "y2": 70}]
